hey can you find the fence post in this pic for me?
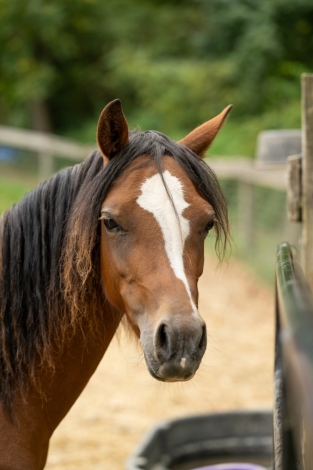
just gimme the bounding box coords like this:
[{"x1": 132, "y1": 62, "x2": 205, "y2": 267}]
[
  {"x1": 301, "y1": 74, "x2": 313, "y2": 291},
  {"x1": 38, "y1": 152, "x2": 54, "y2": 182},
  {"x1": 238, "y1": 181, "x2": 255, "y2": 254}
]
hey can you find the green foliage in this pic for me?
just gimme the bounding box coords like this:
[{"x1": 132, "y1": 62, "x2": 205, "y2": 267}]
[
  {"x1": 0, "y1": 0, "x2": 112, "y2": 128},
  {"x1": 209, "y1": 99, "x2": 301, "y2": 157},
  {"x1": 0, "y1": 0, "x2": 312, "y2": 141}
]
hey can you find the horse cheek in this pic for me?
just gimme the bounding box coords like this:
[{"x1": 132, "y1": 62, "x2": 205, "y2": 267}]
[{"x1": 99, "y1": 228, "x2": 126, "y2": 313}]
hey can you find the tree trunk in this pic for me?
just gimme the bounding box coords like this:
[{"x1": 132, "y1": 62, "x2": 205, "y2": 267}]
[{"x1": 28, "y1": 99, "x2": 52, "y2": 133}]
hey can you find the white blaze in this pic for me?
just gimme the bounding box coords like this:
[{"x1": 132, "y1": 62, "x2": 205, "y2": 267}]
[{"x1": 136, "y1": 170, "x2": 198, "y2": 316}]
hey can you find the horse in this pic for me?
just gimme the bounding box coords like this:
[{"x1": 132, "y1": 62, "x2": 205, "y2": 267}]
[{"x1": 0, "y1": 99, "x2": 231, "y2": 469}]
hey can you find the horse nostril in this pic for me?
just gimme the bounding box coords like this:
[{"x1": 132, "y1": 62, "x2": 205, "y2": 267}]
[
  {"x1": 198, "y1": 324, "x2": 207, "y2": 351},
  {"x1": 155, "y1": 323, "x2": 170, "y2": 361}
]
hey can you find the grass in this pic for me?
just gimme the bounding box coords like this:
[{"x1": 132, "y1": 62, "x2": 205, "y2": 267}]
[{"x1": 0, "y1": 167, "x2": 37, "y2": 215}]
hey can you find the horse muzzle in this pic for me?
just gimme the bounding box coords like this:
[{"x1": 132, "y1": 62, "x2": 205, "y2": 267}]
[{"x1": 141, "y1": 317, "x2": 207, "y2": 382}]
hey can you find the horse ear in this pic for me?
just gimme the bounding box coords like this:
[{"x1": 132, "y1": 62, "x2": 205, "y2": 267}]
[
  {"x1": 178, "y1": 105, "x2": 232, "y2": 157},
  {"x1": 97, "y1": 99, "x2": 129, "y2": 160}
]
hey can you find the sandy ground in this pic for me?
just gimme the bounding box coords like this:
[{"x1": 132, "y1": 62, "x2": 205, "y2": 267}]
[{"x1": 45, "y1": 255, "x2": 274, "y2": 470}]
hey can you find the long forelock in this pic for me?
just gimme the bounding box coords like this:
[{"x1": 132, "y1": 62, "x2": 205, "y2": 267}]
[{"x1": 121, "y1": 130, "x2": 230, "y2": 259}]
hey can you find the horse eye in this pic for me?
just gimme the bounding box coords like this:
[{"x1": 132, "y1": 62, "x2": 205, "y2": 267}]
[
  {"x1": 205, "y1": 219, "x2": 215, "y2": 233},
  {"x1": 103, "y1": 218, "x2": 120, "y2": 232}
]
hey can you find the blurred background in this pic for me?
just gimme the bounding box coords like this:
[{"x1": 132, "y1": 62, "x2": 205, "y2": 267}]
[
  {"x1": 0, "y1": 0, "x2": 312, "y2": 468},
  {"x1": 1, "y1": 0, "x2": 311, "y2": 140},
  {"x1": 1, "y1": 0, "x2": 312, "y2": 280}
]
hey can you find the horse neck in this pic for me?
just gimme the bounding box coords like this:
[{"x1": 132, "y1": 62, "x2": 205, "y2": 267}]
[
  {"x1": 42, "y1": 303, "x2": 123, "y2": 431},
  {"x1": 0, "y1": 303, "x2": 122, "y2": 470}
]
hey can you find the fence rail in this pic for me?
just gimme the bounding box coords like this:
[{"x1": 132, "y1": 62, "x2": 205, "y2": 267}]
[
  {"x1": 0, "y1": 124, "x2": 288, "y2": 188},
  {"x1": 207, "y1": 158, "x2": 287, "y2": 190},
  {"x1": 275, "y1": 242, "x2": 313, "y2": 469},
  {"x1": 0, "y1": 125, "x2": 95, "y2": 181},
  {"x1": 0, "y1": 125, "x2": 293, "y2": 269}
]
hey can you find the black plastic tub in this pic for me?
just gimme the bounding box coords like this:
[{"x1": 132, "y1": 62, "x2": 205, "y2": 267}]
[{"x1": 126, "y1": 410, "x2": 273, "y2": 470}]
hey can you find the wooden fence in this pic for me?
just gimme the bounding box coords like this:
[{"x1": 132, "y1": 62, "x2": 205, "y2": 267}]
[
  {"x1": 0, "y1": 104, "x2": 301, "y2": 260},
  {"x1": 0, "y1": 126, "x2": 94, "y2": 181},
  {"x1": 272, "y1": 74, "x2": 313, "y2": 470},
  {"x1": 0, "y1": 127, "x2": 287, "y2": 187}
]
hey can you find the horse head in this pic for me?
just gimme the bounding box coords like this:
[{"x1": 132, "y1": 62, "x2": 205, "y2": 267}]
[{"x1": 97, "y1": 99, "x2": 231, "y2": 382}]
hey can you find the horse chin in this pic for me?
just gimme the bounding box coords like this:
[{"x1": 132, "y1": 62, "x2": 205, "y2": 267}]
[
  {"x1": 143, "y1": 351, "x2": 165, "y2": 381},
  {"x1": 143, "y1": 351, "x2": 196, "y2": 383},
  {"x1": 146, "y1": 362, "x2": 166, "y2": 382}
]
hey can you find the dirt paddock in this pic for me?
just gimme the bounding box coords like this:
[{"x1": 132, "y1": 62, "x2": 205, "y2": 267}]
[{"x1": 46, "y1": 255, "x2": 274, "y2": 470}]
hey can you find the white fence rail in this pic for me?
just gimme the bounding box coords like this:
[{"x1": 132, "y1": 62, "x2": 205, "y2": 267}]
[
  {"x1": 0, "y1": 125, "x2": 294, "y2": 255},
  {"x1": 207, "y1": 158, "x2": 287, "y2": 190},
  {"x1": 0, "y1": 125, "x2": 95, "y2": 181},
  {"x1": 0, "y1": 124, "x2": 288, "y2": 187}
]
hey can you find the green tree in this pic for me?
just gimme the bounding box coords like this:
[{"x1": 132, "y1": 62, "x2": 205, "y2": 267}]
[
  {"x1": 0, "y1": 0, "x2": 112, "y2": 130},
  {"x1": 0, "y1": 0, "x2": 312, "y2": 138}
]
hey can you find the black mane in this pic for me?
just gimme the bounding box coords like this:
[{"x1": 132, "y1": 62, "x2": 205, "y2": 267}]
[{"x1": 0, "y1": 130, "x2": 229, "y2": 412}]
